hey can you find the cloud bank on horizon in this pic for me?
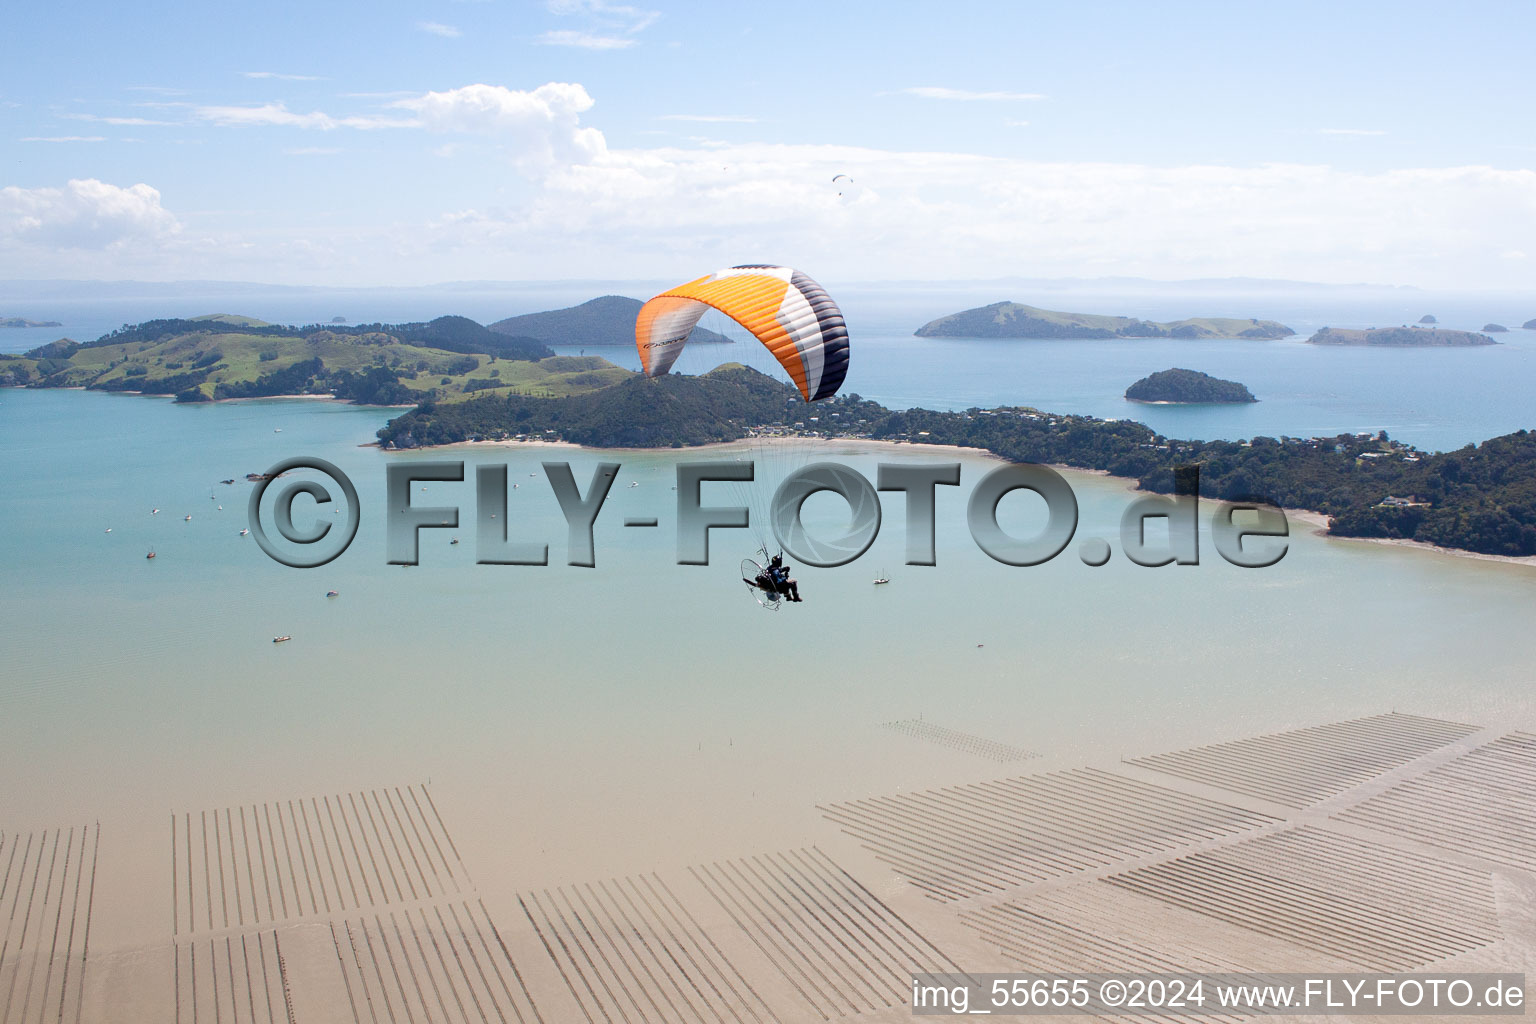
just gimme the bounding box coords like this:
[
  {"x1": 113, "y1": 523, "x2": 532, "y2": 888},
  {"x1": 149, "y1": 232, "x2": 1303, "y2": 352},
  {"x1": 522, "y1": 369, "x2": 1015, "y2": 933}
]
[{"x1": 2, "y1": 1, "x2": 1533, "y2": 288}]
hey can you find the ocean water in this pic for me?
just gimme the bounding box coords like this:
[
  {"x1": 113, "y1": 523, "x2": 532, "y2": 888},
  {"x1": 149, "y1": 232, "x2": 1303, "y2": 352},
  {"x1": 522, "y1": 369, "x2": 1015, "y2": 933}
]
[
  {"x1": 3, "y1": 385, "x2": 1536, "y2": 951},
  {"x1": 3, "y1": 283, "x2": 1535, "y2": 451}
]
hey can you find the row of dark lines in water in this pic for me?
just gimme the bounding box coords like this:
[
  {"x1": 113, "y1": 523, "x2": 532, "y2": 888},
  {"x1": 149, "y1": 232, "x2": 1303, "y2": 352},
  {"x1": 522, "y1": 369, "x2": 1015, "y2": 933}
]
[
  {"x1": 0, "y1": 825, "x2": 99, "y2": 1024},
  {"x1": 1103, "y1": 825, "x2": 1499, "y2": 971},
  {"x1": 820, "y1": 767, "x2": 1277, "y2": 901},
  {"x1": 519, "y1": 872, "x2": 774, "y2": 1024},
  {"x1": 172, "y1": 931, "x2": 293, "y2": 1024},
  {"x1": 516, "y1": 847, "x2": 963, "y2": 1024},
  {"x1": 687, "y1": 849, "x2": 962, "y2": 1021},
  {"x1": 327, "y1": 900, "x2": 542, "y2": 1024},
  {"x1": 879, "y1": 719, "x2": 1035, "y2": 764},
  {"x1": 1127, "y1": 712, "x2": 1481, "y2": 809},
  {"x1": 1336, "y1": 730, "x2": 1536, "y2": 871},
  {"x1": 170, "y1": 785, "x2": 467, "y2": 934}
]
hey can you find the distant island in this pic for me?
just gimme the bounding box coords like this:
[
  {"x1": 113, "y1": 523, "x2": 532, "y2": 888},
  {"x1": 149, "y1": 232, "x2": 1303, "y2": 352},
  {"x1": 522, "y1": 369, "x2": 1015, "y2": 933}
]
[
  {"x1": 1420, "y1": 315, "x2": 1438, "y2": 324},
  {"x1": 1125, "y1": 368, "x2": 1256, "y2": 404},
  {"x1": 1307, "y1": 327, "x2": 1495, "y2": 347},
  {"x1": 490, "y1": 295, "x2": 732, "y2": 347},
  {"x1": 0, "y1": 313, "x2": 630, "y2": 404},
  {"x1": 1483, "y1": 323, "x2": 1509, "y2": 333},
  {"x1": 914, "y1": 301, "x2": 1294, "y2": 340},
  {"x1": 0, "y1": 317, "x2": 63, "y2": 328},
  {"x1": 1525, "y1": 319, "x2": 1536, "y2": 330}
]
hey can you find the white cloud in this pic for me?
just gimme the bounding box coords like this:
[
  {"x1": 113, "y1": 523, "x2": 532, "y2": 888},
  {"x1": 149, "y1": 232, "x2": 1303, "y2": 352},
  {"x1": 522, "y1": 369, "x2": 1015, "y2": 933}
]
[
  {"x1": 242, "y1": 71, "x2": 326, "y2": 81},
  {"x1": 63, "y1": 113, "x2": 176, "y2": 126},
  {"x1": 901, "y1": 87, "x2": 1045, "y2": 102},
  {"x1": 19, "y1": 136, "x2": 106, "y2": 143},
  {"x1": 1321, "y1": 128, "x2": 1388, "y2": 136},
  {"x1": 1004, "y1": 119, "x2": 1030, "y2": 128},
  {"x1": 538, "y1": 30, "x2": 633, "y2": 49},
  {"x1": 192, "y1": 102, "x2": 411, "y2": 130},
  {"x1": 392, "y1": 83, "x2": 606, "y2": 165},
  {"x1": 417, "y1": 21, "x2": 462, "y2": 37},
  {"x1": 541, "y1": 0, "x2": 656, "y2": 48},
  {"x1": 0, "y1": 179, "x2": 180, "y2": 249},
  {"x1": 659, "y1": 114, "x2": 756, "y2": 123}
]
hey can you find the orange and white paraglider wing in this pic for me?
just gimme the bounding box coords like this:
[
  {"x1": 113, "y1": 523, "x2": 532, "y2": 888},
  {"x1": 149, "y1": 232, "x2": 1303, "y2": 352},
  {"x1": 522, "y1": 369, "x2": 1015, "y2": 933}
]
[{"x1": 634, "y1": 265, "x2": 849, "y2": 402}]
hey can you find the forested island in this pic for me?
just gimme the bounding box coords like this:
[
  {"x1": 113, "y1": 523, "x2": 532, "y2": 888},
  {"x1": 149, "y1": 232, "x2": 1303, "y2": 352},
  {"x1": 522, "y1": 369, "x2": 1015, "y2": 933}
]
[
  {"x1": 1307, "y1": 326, "x2": 1496, "y2": 347},
  {"x1": 914, "y1": 301, "x2": 1295, "y2": 340},
  {"x1": 377, "y1": 364, "x2": 1536, "y2": 558},
  {"x1": 1125, "y1": 368, "x2": 1256, "y2": 404},
  {"x1": 0, "y1": 314, "x2": 628, "y2": 404},
  {"x1": 490, "y1": 295, "x2": 731, "y2": 346},
  {"x1": 1483, "y1": 324, "x2": 1509, "y2": 333},
  {"x1": 0, "y1": 317, "x2": 62, "y2": 328}
]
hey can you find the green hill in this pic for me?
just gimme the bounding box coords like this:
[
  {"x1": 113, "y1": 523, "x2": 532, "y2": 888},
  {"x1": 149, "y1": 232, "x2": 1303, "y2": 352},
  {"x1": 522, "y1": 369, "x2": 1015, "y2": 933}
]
[
  {"x1": 380, "y1": 364, "x2": 798, "y2": 448},
  {"x1": 0, "y1": 314, "x2": 629, "y2": 404},
  {"x1": 190, "y1": 313, "x2": 272, "y2": 327},
  {"x1": 489, "y1": 295, "x2": 733, "y2": 347},
  {"x1": 1125, "y1": 368, "x2": 1256, "y2": 404},
  {"x1": 914, "y1": 302, "x2": 1295, "y2": 340},
  {"x1": 1307, "y1": 327, "x2": 1496, "y2": 347}
]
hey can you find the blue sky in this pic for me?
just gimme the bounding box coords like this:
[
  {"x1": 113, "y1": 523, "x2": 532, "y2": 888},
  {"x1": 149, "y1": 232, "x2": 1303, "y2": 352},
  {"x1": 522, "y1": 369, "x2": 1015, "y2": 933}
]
[{"x1": 3, "y1": 0, "x2": 1534, "y2": 287}]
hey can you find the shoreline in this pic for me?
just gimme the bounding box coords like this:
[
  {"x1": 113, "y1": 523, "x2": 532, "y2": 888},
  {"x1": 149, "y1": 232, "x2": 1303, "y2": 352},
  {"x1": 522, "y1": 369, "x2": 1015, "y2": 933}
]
[{"x1": 388, "y1": 433, "x2": 1536, "y2": 570}]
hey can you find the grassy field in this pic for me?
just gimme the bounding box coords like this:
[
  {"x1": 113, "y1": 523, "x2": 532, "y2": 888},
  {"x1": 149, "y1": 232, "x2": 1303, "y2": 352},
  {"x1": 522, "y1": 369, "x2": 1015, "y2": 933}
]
[{"x1": 0, "y1": 321, "x2": 635, "y2": 402}]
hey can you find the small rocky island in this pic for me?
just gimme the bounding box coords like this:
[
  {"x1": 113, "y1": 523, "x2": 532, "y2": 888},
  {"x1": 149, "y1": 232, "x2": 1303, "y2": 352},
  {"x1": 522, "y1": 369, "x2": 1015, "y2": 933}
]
[
  {"x1": 1523, "y1": 319, "x2": 1536, "y2": 330},
  {"x1": 1125, "y1": 368, "x2": 1257, "y2": 404},
  {"x1": 914, "y1": 301, "x2": 1294, "y2": 339},
  {"x1": 1308, "y1": 326, "x2": 1495, "y2": 347},
  {"x1": 1483, "y1": 323, "x2": 1509, "y2": 333},
  {"x1": 1419, "y1": 315, "x2": 1438, "y2": 324},
  {"x1": 0, "y1": 317, "x2": 63, "y2": 328}
]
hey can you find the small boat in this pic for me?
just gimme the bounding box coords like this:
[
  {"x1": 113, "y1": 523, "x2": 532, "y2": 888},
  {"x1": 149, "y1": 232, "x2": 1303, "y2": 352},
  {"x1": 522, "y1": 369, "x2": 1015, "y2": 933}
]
[
  {"x1": 146, "y1": 549, "x2": 156, "y2": 559},
  {"x1": 217, "y1": 505, "x2": 223, "y2": 511},
  {"x1": 512, "y1": 484, "x2": 518, "y2": 489},
  {"x1": 184, "y1": 514, "x2": 192, "y2": 521},
  {"x1": 273, "y1": 428, "x2": 282, "y2": 433},
  {"x1": 239, "y1": 528, "x2": 250, "y2": 536},
  {"x1": 326, "y1": 590, "x2": 339, "y2": 598},
  {"x1": 151, "y1": 508, "x2": 160, "y2": 515},
  {"x1": 629, "y1": 481, "x2": 639, "y2": 488},
  {"x1": 105, "y1": 528, "x2": 112, "y2": 533},
  {"x1": 220, "y1": 479, "x2": 235, "y2": 485},
  {"x1": 272, "y1": 635, "x2": 291, "y2": 643},
  {"x1": 450, "y1": 538, "x2": 460, "y2": 545},
  {"x1": 873, "y1": 570, "x2": 890, "y2": 585}
]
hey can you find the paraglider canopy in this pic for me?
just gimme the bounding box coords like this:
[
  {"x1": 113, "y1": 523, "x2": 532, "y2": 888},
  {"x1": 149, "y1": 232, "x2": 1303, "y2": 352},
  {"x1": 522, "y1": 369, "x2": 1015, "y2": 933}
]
[{"x1": 634, "y1": 265, "x2": 849, "y2": 402}]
